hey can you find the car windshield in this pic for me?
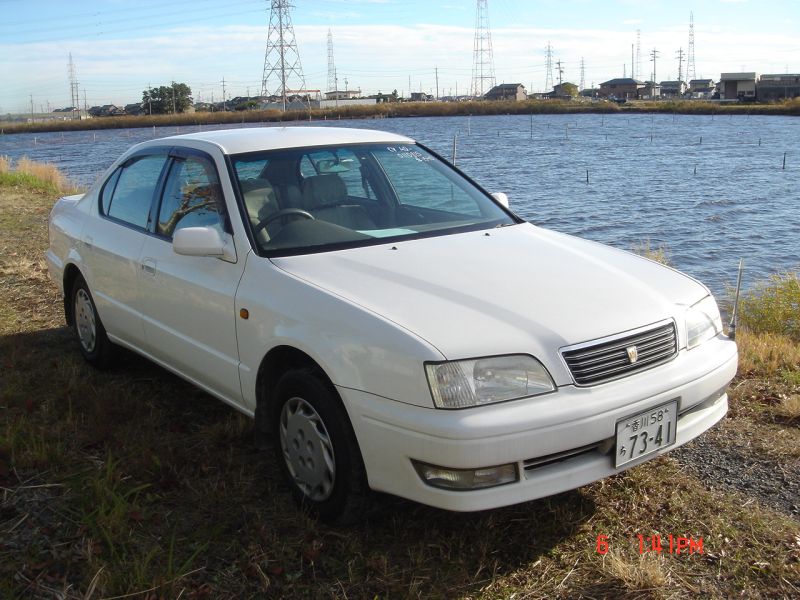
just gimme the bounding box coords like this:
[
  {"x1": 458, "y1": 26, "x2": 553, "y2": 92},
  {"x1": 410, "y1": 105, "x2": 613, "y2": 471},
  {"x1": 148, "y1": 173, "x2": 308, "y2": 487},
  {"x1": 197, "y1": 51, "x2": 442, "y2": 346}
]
[{"x1": 231, "y1": 143, "x2": 515, "y2": 255}]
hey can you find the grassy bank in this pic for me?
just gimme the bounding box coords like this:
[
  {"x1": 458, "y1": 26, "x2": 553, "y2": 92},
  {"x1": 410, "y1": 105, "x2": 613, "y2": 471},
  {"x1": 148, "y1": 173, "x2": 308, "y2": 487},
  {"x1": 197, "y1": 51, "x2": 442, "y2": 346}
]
[
  {"x1": 1, "y1": 164, "x2": 798, "y2": 598},
  {"x1": 4, "y1": 98, "x2": 799, "y2": 135}
]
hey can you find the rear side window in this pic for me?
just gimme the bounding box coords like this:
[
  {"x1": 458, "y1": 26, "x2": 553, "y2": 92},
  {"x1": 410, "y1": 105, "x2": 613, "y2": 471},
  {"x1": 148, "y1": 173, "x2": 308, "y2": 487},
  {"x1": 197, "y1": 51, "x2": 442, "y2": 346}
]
[
  {"x1": 157, "y1": 156, "x2": 224, "y2": 238},
  {"x1": 104, "y1": 155, "x2": 168, "y2": 228}
]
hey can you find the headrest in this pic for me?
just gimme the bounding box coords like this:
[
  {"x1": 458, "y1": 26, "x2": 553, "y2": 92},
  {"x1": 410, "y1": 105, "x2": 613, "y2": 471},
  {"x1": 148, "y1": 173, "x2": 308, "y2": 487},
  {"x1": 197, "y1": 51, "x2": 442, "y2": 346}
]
[{"x1": 301, "y1": 174, "x2": 347, "y2": 208}]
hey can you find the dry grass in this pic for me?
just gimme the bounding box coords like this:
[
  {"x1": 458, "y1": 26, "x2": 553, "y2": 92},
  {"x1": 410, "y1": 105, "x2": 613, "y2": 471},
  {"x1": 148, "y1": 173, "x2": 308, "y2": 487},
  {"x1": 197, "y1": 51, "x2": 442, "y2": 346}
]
[
  {"x1": 736, "y1": 330, "x2": 800, "y2": 379},
  {"x1": 0, "y1": 156, "x2": 83, "y2": 196},
  {"x1": 632, "y1": 240, "x2": 671, "y2": 266},
  {"x1": 1, "y1": 170, "x2": 799, "y2": 598},
  {"x1": 737, "y1": 272, "x2": 800, "y2": 341},
  {"x1": 604, "y1": 550, "x2": 668, "y2": 590}
]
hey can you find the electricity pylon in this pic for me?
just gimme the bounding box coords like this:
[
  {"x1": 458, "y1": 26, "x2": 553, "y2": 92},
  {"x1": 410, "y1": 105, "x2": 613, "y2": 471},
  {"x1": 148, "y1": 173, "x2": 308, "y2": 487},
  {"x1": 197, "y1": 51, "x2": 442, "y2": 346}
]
[
  {"x1": 261, "y1": 0, "x2": 308, "y2": 110},
  {"x1": 470, "y1": 0, "x2": 496, "y2": 98}
]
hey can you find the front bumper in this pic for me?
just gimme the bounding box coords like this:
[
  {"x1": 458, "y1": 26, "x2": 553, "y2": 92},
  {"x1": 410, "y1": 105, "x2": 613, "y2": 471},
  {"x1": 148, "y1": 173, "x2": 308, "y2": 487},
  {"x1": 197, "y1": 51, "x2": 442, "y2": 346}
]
[{"x1": 339, "y1": 335, "x2": 737, "y2": 512}]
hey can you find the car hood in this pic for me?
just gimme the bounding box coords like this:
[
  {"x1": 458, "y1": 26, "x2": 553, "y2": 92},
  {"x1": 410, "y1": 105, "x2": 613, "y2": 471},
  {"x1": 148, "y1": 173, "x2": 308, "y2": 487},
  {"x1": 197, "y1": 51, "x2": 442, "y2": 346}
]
[{"x1": 270, "y1": 224, "x2": 708, "y2": 384}]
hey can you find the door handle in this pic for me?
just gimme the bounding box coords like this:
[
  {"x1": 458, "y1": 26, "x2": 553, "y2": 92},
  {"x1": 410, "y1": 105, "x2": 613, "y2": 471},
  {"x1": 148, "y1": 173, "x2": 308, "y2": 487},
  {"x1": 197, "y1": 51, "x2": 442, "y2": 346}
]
[{"x1": 141, "y1": 259, "x2": 157, "y2": 275}]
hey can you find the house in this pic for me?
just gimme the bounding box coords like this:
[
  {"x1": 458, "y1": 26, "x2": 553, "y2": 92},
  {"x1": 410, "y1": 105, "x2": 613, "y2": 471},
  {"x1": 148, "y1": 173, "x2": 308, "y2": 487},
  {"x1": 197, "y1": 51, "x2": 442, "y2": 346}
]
[
  {"x1": 659, "y1": 81, "x2": 688, "y2": 98},
  {"x1": 757, "y1": 74, "x2": 800, "y2": 101},
  {"x1": 689, "y1": 79, "x2": 716, "y2": 99},
  {"x1": 641, "y1": 81, "x2": 661, "y2": 99},
  {"x1": 410, "y1": 92, "x2": 433, "y2": 102},
  {"x1": 550, "y1": 82, "x2": 578, "y2": 99},
  {"x1": 719, "y1": 73, "x2": 757, "y2": 100},
  {"x1": 88, "y1": 104, "x2": 125, "y2": 117},
  {"x1": 124, "y1": 103, "x2": 145, "y2": 116},
  {"x1": 484, "y1": 83, "x2": 527, "y2": 101},
  {"x1": 598, "y1": 78, "x2": 645, "y2": 100},
  {"x1": 324, "y1": 90, "x2": 361, "y2": 101}
]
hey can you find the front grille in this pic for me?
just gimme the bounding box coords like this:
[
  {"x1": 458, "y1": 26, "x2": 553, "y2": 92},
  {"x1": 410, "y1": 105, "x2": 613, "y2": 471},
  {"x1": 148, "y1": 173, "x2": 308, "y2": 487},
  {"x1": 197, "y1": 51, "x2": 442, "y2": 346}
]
[
  {"x1": 562, "y1": 321, "x2": 677, "y2": 385},
  {"x1": 522, "y1": 442, "x2": 602, "y2": 472}
]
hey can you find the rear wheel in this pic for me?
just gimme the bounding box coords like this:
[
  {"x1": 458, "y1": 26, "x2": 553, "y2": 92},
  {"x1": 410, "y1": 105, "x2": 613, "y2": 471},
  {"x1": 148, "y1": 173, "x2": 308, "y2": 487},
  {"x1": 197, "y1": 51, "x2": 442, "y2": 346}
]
[
  {"x1": 272, "y1": 368, "x2": 370, "y2": 524},
  {"x1": 70, "y1": 275, "x2": 116, "y2": 368}
]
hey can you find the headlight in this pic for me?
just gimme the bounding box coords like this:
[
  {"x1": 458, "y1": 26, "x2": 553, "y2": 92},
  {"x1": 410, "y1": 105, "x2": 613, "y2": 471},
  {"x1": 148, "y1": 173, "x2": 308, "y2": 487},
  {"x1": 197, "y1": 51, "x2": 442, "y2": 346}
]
[
  {"x1": 685, "y1": 295, "x2": 722, "y2": 349},
  {"x1": 425, "y1": 355, "x2": 555, "y2": 409}
]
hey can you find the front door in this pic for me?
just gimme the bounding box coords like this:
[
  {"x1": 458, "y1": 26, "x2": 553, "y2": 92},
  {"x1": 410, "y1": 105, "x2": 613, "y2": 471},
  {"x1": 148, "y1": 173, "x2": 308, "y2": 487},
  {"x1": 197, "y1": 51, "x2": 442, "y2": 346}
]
[{"x1": 137, "y1": 152, "x2": 245, "y2": 403}]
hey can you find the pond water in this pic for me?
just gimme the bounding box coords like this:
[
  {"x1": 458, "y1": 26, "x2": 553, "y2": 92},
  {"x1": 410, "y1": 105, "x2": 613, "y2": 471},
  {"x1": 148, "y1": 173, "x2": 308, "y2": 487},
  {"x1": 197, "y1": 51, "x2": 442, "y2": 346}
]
[{"x1": 1, "y1": 113, "x2": 798, "y2": 298}]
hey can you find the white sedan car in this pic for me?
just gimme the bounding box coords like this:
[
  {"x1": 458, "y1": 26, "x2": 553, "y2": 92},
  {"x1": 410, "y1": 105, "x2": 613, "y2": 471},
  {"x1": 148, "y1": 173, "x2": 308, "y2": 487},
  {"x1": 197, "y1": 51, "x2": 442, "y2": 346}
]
[{"x1": 46, "y1": 127, "x2": 737, "y2": 523}]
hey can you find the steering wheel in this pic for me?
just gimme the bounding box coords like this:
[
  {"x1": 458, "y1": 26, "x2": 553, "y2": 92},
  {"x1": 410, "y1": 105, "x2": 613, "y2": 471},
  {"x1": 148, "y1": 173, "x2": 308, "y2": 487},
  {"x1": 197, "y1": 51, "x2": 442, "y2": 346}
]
[{"x1": 253, "y1": 208, "x2": 315, "y2": 233}]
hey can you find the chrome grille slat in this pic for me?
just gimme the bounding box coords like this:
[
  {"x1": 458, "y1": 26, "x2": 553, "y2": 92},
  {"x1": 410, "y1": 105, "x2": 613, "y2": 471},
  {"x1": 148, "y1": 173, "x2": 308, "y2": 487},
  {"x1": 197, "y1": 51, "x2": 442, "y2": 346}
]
[{"x1": 562, "y1": 322, "x2": 677, "y2": 385}]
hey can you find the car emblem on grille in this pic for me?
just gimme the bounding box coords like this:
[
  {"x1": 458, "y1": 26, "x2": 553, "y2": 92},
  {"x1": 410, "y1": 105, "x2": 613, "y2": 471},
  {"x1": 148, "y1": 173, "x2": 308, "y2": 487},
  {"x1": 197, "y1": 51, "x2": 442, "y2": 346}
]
[{"x1": 626, "y1": 345, "x2": 639, "y2": 364}]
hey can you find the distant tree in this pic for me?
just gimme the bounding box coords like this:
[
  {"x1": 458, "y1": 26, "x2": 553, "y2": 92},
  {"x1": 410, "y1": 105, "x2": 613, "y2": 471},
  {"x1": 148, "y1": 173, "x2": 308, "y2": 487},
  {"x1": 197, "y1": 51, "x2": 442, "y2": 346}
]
[
  {"x1": 142, "y1": 83, "x2": 193, "y2": 114},
  {"x1": 559, "y1": 82, "x2": 579, "y2": 98},
  {"x1": 235, "y1": 100, "x2": 259, "y2": 111}
]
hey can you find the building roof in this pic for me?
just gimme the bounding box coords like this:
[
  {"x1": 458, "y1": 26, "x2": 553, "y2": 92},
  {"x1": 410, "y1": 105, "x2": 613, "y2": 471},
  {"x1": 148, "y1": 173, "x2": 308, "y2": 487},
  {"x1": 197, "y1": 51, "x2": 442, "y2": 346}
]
[
  {"x1": 659, "y1": 81, "x2": 685, "y2": 87},
  {"x1": 487, "y1": 83, "x2": 525, "y2": 92},
  {"x1": 720, "y1": 72, "x2": 757, "y2": 81},
  {"x1": 600, "y1": 78, "x2": 644, "y2": 86},
  {"x1": 153, "y1": 127, "x2": 413, "y2": 155},
  {"x1": 759, "y1": 74, "x2": 800, "y2": 81},
  {"x1": 689, "y1": 79, "x2": 714, "y2": 85}
]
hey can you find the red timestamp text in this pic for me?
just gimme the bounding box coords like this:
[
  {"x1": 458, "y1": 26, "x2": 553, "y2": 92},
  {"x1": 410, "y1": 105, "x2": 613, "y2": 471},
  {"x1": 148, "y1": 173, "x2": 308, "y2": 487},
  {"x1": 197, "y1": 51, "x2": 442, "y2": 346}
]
[{"x1": 595, "y1": 534, "x2": 704, "y2": 555}]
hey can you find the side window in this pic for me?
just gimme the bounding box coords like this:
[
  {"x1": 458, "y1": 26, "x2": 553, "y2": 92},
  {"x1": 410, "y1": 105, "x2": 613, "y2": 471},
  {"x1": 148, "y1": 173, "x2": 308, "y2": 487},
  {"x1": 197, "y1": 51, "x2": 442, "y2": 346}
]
[
  {"x1": 99, "y1": 168, "x2": 121, "y2": 215},
  {"x1": 157, "y1": 156, "x2": 224, "y2": 238},
  {"x1": 376, "y1": 148, "x2": 482, "y2": 216},
  {"x1": 105, "y1": 155, "x2": 169, "y2": 228}
]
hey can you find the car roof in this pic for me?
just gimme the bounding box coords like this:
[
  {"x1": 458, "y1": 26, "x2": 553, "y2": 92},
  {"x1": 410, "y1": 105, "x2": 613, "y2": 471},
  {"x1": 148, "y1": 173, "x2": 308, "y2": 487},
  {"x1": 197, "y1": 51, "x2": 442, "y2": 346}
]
[{"x1": 158, "y1": 126, "x2": 415, "y2": 155}]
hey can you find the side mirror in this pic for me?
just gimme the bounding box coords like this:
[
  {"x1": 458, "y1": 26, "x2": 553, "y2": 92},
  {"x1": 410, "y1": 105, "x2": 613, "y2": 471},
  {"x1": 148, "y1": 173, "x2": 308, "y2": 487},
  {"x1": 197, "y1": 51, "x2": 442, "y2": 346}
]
[
  {"x1": 173, "y1": 226, "x2": 226, "y2": 257},
  {"x1": 491, "y1": 192, "x2": 509, "y2": 208}
]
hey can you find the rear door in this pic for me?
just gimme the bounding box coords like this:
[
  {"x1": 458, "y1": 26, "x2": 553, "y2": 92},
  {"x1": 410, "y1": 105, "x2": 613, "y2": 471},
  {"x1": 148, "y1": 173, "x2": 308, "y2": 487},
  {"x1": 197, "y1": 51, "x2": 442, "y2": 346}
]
[
  {"x1": 137, "y1": 149, "x2": 245, "y2": 402},
  {"x1": 81, "y1": 151, "x2": 170, "y2": 346}
]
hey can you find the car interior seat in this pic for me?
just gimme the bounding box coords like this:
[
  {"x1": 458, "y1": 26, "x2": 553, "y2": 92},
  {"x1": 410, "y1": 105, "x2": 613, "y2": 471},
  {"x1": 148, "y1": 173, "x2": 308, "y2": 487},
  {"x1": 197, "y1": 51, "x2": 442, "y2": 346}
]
[{"x1": 300, "y1": 174, "x2": 376, "y2": 230}]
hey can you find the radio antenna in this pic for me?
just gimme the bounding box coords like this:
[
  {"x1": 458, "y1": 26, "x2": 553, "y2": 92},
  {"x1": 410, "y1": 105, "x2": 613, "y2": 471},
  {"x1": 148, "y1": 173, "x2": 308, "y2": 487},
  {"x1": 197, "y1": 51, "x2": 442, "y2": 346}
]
[{"x1": 728, "y1": 258, "x2": 744, "y2": 341}]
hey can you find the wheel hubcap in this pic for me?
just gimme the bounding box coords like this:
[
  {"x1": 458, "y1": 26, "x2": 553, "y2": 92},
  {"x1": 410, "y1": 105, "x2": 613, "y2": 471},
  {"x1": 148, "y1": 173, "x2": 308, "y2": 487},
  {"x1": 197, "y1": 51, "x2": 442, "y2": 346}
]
[
  {"x1": 74, "y1": 288, "x2": 96, "y2": 353},
  {"x1": 279, "y1": 396, "x2": 336, "y2": 501}
]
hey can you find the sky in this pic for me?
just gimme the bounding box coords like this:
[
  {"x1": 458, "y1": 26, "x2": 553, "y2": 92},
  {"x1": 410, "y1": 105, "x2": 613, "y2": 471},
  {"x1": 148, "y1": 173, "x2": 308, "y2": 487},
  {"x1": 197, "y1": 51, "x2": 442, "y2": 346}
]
[{"x1": 1, "y1": 0, "x2": 798, "y2": 113}]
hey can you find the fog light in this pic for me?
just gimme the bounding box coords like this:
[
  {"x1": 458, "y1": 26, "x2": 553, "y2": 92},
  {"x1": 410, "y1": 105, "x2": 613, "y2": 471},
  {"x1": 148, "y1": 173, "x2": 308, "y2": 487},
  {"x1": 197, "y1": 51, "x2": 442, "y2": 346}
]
[{"x1": 412, "y1": 461, "x2": 518, "y2": 491}]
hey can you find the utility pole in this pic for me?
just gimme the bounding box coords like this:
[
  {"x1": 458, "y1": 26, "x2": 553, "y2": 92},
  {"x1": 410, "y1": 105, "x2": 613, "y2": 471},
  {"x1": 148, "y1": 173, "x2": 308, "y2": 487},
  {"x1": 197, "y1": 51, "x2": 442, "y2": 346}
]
[
  {"x1": 30, "y1": 94, "x2": 34, "y2": 122},
  {"x1": 650, "y1": 48, "x2": 660, "y2": 85},
  {"x1": 221, "y1": 78, "x2": 227, "y2": 111},
  {"x1": 556, "y1": 59, "x2": 564, "y2": 87},
  {"x1": 83, "y1": 90, "x2": 87, "y2": 115},
  {"x1": 675, "y1": 48, "x2": 684, "y2": 84},
  {"x1": 435, "y1": 66, "x2": 439, "y2": 100},
  {"x1": 631, "y1": 44, "x2": 635, "y2": 79},
  {"x1": 579, "y1": 57, "x2": 585, "y2": 92},
  {"x1": 171, "y1": 81, "x2": 176, "y2": 114},
  {"x1": 147, "y1": 82, "x2": 152, "y2": 115}
]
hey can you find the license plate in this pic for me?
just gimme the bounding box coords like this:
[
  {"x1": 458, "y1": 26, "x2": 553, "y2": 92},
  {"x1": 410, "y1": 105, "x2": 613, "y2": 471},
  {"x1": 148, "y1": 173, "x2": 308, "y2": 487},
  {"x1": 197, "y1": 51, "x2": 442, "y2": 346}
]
[{"x1": 615, "y1": 399, "x2": 678, "y2": 468}]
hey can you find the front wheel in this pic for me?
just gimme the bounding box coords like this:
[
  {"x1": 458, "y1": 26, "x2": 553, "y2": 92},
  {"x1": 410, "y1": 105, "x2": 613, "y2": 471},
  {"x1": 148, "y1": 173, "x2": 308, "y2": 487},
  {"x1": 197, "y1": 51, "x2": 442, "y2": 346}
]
[
  {"x1": 70, "y1": 275, "x2": 116, "y2": 369},
  {"x1": 272, "y1": 369, "x2": 370, "y2": 524}
]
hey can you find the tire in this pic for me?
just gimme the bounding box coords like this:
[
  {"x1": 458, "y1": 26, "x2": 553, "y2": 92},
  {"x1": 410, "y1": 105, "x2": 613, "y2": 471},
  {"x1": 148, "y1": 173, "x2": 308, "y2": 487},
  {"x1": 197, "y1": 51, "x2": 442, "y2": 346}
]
[
  {"x1": 272, "y1": 368, "x2": 370, "y2": 524},
  {"x1": 70, "y1": 275, "x2": 116, "y2": 369}
]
